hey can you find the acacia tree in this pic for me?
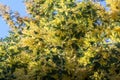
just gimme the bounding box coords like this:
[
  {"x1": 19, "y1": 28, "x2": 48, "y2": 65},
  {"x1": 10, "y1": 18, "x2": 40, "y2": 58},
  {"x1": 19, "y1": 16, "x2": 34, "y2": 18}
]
[{"x1": 0, "y1": 0, "x2": 120, "y2": 80}]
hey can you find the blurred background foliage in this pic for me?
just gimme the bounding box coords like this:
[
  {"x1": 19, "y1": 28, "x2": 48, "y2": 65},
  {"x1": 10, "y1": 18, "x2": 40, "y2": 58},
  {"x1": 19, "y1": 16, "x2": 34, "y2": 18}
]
[{"x1": 0, "y1": 0, "x2": 120, "y2": 80}]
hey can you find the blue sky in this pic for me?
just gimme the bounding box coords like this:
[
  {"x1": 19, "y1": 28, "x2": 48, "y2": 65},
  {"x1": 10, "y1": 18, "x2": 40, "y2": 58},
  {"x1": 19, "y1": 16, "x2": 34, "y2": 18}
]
[
  {"x1": 0, "y1": 0, "x2": 106, "y2": 38},
  {"x1": 0, "y1": 0, "x2": 27, "y2": 38}
]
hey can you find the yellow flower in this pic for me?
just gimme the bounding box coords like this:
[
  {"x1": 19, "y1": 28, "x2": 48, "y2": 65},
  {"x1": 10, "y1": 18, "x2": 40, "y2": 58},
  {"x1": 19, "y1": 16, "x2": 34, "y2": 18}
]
[
  {"x1": 28, "y1": 62, "x2": 37, "y2": 69},
  {"x1": 114, "y1": 26, "x2": 120, "y2": 33},
  {"x1": 8, "y1": 45, "x2": 19, "y2": 53},
  {"x1": 52, "y1": 48, "x2": 57, "y2": 53},
  {"x1": 78, "y1": 56, "x2": 90, "y2": 66}
]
